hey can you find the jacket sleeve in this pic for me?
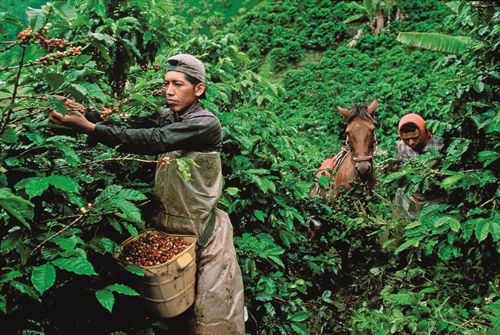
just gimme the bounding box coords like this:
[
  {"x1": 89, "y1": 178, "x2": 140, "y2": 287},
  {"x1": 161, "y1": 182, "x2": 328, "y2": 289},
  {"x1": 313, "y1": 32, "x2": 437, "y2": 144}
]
[{"x1": 90, "y1": 115, "x2": 222, "y2": 154}]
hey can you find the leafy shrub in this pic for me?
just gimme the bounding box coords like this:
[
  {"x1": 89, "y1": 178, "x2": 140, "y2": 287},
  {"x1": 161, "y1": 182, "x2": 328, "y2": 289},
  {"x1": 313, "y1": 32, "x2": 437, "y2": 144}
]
[
  {"x1": 268, "y1": 40, "x2": 304, "y2": 72},
  {"x1": 232, "y1": 0, "x2": 349, "y2": 62}
]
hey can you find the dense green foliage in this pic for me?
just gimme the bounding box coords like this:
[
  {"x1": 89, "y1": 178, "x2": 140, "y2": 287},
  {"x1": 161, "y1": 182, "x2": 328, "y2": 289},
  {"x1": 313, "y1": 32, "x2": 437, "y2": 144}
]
[{"x1": 0, "y1": 0, "x2": 498, "y2": 334}]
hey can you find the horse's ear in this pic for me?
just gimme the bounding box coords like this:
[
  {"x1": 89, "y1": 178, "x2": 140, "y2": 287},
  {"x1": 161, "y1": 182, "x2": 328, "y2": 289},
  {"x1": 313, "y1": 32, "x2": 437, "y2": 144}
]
[
  {"x1": 337, "y1": 106, "x2": 350, "y2": 118},
  {"x1": 367, "y1": 100, "x2": 378, "y2": 115}
]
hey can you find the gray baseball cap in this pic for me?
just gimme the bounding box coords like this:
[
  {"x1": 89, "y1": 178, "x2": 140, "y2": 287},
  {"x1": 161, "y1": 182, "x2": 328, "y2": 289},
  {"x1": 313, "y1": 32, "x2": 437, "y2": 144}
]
[{"x1": 166, "y1": 54, "x2": 205, "y2": 83}]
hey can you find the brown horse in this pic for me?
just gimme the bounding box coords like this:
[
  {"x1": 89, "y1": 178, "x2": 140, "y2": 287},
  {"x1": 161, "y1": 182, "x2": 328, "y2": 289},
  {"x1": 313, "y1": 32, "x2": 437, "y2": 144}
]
[
  {"x1": 311, "y1": 99, "x2": 378, "y2": 200},
  {"x1": 308, "y1": 100, "x2": 378, "y2": 256}
]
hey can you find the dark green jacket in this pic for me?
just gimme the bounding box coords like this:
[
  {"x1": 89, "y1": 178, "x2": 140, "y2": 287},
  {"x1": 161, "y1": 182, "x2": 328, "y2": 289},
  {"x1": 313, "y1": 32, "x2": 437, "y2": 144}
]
[{"x1": 90, "y1": 103, "x2": 222, "y2": 154}]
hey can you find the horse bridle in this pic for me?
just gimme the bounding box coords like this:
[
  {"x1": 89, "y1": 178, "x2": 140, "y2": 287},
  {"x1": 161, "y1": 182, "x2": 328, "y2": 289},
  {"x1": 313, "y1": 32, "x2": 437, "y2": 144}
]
[
  {"x1": 345, "y1": 133, "x2": 377, "y2": 163},
  {"x1": 352, "y1": 154, "x2": 373, "y2": 162}
]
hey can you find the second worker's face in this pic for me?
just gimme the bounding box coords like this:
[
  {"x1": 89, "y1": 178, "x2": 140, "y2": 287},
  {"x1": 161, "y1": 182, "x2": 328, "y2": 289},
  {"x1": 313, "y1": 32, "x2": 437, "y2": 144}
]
[
  {"x1": 401, "y1": 128, "x2": 425, "y2": 150},
  {"x1": 164, "y1": 71, "x2": 205, "y2": 113}
]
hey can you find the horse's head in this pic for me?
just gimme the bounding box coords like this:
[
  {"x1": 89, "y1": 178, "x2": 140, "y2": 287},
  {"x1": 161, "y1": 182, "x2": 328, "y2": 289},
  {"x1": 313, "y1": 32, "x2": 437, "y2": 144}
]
[{"x1": 337, "y1": 100, "x2": 377, "y2": 178}]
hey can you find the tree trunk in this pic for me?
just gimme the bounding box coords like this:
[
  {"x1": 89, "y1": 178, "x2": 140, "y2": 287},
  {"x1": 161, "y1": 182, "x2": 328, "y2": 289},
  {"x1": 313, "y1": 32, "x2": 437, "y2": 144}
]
[
  {"x1": 348, "y1": 29, "x2": 364, "y2": 49},
  {"x1": 374, "y1": 9, "x2": 384, "y2": 35},
  {"x1": 396, "y1": 8, "x2": 407, "y2": 22}
]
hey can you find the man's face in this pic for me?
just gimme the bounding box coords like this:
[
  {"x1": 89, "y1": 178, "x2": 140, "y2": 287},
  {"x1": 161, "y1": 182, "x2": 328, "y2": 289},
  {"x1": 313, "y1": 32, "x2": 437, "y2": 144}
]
[
  {"x1": 164, "y1": 71, "x2": 204, "y2": 113},
  {"x1": 401, "y1": 128, "x2": 425, "y2": 150}
]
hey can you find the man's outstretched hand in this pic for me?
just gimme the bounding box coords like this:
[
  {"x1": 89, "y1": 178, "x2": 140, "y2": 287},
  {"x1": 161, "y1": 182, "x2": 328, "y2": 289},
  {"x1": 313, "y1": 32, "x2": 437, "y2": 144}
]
[{"x1": 48, "y1": 95, "x2": 96, "y2": 132}]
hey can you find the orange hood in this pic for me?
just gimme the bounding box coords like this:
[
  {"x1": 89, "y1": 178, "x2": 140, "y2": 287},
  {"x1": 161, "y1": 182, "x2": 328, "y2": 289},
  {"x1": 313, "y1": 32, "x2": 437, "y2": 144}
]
[{"x1": 398, "y1": 113, "x2": 430, "y2": 145}]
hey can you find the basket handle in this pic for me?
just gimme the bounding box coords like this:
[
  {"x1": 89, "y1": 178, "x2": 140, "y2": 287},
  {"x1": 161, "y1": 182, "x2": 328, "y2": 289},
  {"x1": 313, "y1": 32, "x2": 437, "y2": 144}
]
[{"x1": 176, "y1": 253, "x2": 193, "y2": 270}]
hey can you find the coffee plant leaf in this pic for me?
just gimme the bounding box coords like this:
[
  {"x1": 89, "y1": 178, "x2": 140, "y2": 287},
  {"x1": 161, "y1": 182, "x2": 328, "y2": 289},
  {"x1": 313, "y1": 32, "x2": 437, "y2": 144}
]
[
  {"x1": 52, "y1": 256, "x2": 97, "y2": 276},
  {"x1": 91, "y1": 41, "x2": 113, "y2": 64},
  {"x1": 255, "y1": 178, "x2": 276, "y2": 194},
  {"x1": 290, "y1": 321, "x2": 310, "y2": 335},
  {"x1": 1, "y1": 233, "x2": 22, "y2": 255},
  {"x1": 31, "y1": 263, "x2": 56, "y2": 295},
  {"x1": 52, "y1": 2, "x2": 78, "y2": 21},
  {"x1": 89, "y1": 237, "x2": 119, "y2": 255},
  {"x1": 316, "y1": 175, "x2": 330, "y2": 189},
  {"x1": 419, "y1": 203, "x2": 449, "y2": 219},
  {"x1": 58, "y1": 146, "x2": 81, "y2": 166},
  {"x1": 288, "y1": 311, "x2": 309, "y2": 322},
  {"x1": 225, "y1": 187, "x2": 239, "y2": 196},
  {"x1": 254, "y1": 209, "x2": 265, "y2": 222},
  {"x1": 478, "y1": 150, "x2": 498, "y2": 168},
  {"x1": 0, "y1": 269, "x2": 22, "y2": 284},
  {"x1": 0, "y1": 188, "x2": 34, "y2": 227},
  {"x1": 446, "y1": 138, "x2": 470, "y2": 157},
  {"x1": 124, "y1": 264, "x2": 144, "y2": 277},
  {"x1": 4, "y1": 158, "x2": 19, "y2": 168},
  {"x1": 121, "y1": 38, "x2": 141, "y2": 58},
  {"x1": 74, "y1": 54, "x2": 94, "y2": 66},
  {"x1": 0, "y1": 295, "x2": 5, "y2": 313},
  {"x1": 95, "y1": 185, "x2": 123, "y2": 204},
  {"x1": 487, "y1": 299, "x2": 500, "y2": 315},
  {"x1": 384, "y1": 170, "x2": 409, "y2": 184},
  {"x1": 109, "y1": 217, "x2": 122, "y2": 234},
  {"x1": 47, "y1": 95, "x2": 67, "y2": 115},
  {"x1": 67, "y1": 194, "x2": 85, "y2": 208},
  {"x1": 279, "y1": 231, "x2": 291, "y2": 248},
  {"x1": 105, "y1": 284, "x2": 139, "y2": 296},
  {"x1": 26, "y1": 132, "x2": 46, "y2": 146},
  {"x1": 10, "y1": 280, "x2": 40, "y2": 301},
  {"x1": 0, "y1": 12, "x2": 23, "y2": 28},
  {"x1": 79, "y1": 83, "x2": 107, "y2": 102},
  {"x1": 89, "y1": 32, "x2": 115, "y2": 46},
  {"x1": 121, "y1": 222, "x2": 139, "y2": 237},
  {"x1": 433, "y1": 216, "x2": 460, "y2": 232},
  {"x1": 67, "y1": 83, "x2": 88, "y2": 101},
  {"x1": 51, "y1": 236, "x2": 78, "y2": 252},
  {"x1": 118, "y1": 189, "x2": 147, "y2": 201},
  {"x1": 492, "y1": 219, "x2": 500, "y2": 241},
  {"x1": 394, "y1": 238, "x2": 422, "y2": 254},
  {"x1": 45, "y1": 73, "x2": 65, "y2": 90},
  {"x1": 25, "y1": 4, "x2": 49, "y2": 32},
  {"x1": 40, "y1": 246, "x2": 60, "y2": 261},
  {"x1": 116, "y1": 17, "x2": 140, "y2": 31},
  {"x1": 1, "y1": 126, "x2": 18, "y2": 144},
  {"x1": 384, "y1": 292, "x2": 418, "y2": 306},
  {"x1": 95, "y1": 289, "x2": 114, "y2": 313},
  {"x1": 176, "y1": 159, "x2": 191, "y2": 182},
  {"x1": 267, "y1": 255, "x2": 285, "y2": 269},
  {"x1": 441, "y1": 173, "x2": 464, "y2": 190},
  {"x1": 474, "y1": 219, "x2": 492, "y2": 243},
  {"x1": 47, "y1": 175, "x2": 79, "y2": 194},
  {"x1": 111, "y1": 198, "x2": 142, "y2": 223}
]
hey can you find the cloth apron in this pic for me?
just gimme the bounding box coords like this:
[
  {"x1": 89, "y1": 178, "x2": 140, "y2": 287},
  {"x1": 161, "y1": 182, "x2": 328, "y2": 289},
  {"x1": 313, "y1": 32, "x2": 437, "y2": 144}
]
[
  {"x1": 395, "y1": 187, "x2": 425, "y2": 219},
  {"x1": 152, "y1": 150, "x2": 245, "y2": 335},
  {"x1": 394, "y1": 187, "x2": 446, "y2": 219}
]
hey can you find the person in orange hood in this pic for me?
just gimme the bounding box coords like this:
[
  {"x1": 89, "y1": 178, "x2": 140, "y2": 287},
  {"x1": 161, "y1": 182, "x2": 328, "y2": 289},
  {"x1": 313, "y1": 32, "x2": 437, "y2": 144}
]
[
  {"x1": 394, "y1": 113, "x2": 444, "y2": 219},
  {"x1": 397, "y1": 113, "x2": 443, "y2": 158}
]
